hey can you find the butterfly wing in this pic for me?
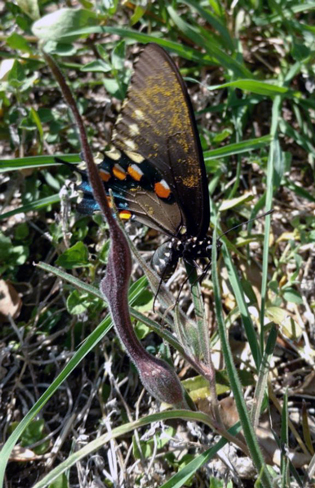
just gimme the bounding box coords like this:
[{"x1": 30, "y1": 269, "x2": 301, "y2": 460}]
[
  {"x1": 78, "y1": 162, "x2": 182, "y2": 236},
  {"x1": 78, "y1": 44, "x2": 210, "y2": 240},
  {"x1": 109, "y1": 43, "x2": 210, "y2": 239}
]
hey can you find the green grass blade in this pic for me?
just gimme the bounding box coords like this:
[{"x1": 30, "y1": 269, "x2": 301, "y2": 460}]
[
  {"x1": 251, "y1": 324, "x2": 277, "y2": 428},
  {"x1": 0, "y1": 271, "x2": 146, "y2": 486},
  {"x1": 167, "y1": 7, "x2": 251, "y2": 78},
  {"x1": 222, "y1": 245, "x2": 261, "y2": 370},
  {"x1": 29, "y1": 410, "x2": 233, "y2": 488},
  {"x1": 0, "y1": 315, "x2": 112, "y2": 487},
  {"x1": 254, "y1": 3, "x2": 315, "y2": 25},
  {"x1": 281, "y1": 389, "x2": 289, "y2": 487},
  {"x1": 180, "y1": 0, "x2": 235, "y2": 52},
  {"x1": 279, "y1": 119, "x2": 315, "y2": 157},
  {"x1": 284, "y1": 177, "x2": 315, "y2": 202},
  {"x1": 167, "y1": 6, "x2": 211, "y2": 50},
  {"x1": 0, "y1": 194, "x2": 61, "y2": 220},
  {"x1": 159, "y1": 422, "x2": 241, "y2": 488},
  {"x1": 61, "y1": 26, "x2": 215, "y2": 64},
  {"x1": 207, "y1": 79, "x2": 298, "y2": 97},
  {"x1": 0, "y1": 154, "x2": 80, "y2": 172},
  {"x1": 259, "y1": 96, "x2": 282, "y2": 352},
  {"x1": 203, "y1": 135, "x2": 272, "y2": 161},
  {"x1": 212, "y1": 228, "x2": 273, "y2": 488}
]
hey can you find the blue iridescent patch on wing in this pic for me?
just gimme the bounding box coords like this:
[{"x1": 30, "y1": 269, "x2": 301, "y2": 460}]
[{"x1": 78, "y1": 195, "x2": 100, "y2": 214}]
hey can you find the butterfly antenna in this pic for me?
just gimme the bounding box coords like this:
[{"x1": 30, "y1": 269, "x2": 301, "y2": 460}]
[{"x1": 218, "y1": 209, "x2": 274, "y2": 240}]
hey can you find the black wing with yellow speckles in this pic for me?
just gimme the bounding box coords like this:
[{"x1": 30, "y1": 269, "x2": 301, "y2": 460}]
[
  {"x1": 80, "y1": 43, "x2": 210, "y2": 241},
  {"x1": 79, "y1": 44, "x2": 212, "y2": 278},
  {"x1": 112, "y1": 43, "x2": 210, "y2": 239}
]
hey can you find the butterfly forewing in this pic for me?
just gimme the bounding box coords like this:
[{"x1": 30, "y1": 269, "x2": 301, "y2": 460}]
[{"x1": 111, "y1": 43, "x2": 210, "y2": 239}]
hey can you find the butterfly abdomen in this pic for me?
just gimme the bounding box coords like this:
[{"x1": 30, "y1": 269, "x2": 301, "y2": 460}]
[{"x1": 151, "y1": 240, "x2": 181, "y2": 279}]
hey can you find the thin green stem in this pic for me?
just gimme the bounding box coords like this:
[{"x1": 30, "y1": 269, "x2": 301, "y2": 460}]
[{"x1": 259, "y1": 96, "x2": 282, "y2": 353}]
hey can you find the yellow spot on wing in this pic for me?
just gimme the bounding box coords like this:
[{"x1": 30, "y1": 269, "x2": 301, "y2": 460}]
[
  {"x1": 105, "y1": 146, "x2": 121, "y2": 161},
  {"x1": 125, "y1": 151, "x2": 144, "y2": 163},
  {"x1": 129, "y1": 123, "x2": 140, "y2": 136},
  {"x1": 124, "y1": 139, "x2": 137, "y2": 151},
  {"x1": 134, "y1": 109, "x2": 145, "y2": 120}
]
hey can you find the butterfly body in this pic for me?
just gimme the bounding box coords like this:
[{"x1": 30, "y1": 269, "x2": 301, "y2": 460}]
[
  {"x1": 151, "y1": 237, "x2": 213, "y2": 280},
  {"x1": 78, "y1": 43, "x2": 212, "y2": 280}
]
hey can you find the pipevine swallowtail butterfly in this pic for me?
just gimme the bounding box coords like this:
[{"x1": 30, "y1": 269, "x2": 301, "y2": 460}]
[{"x1": 78, "y1": 43, "x2": 213, "y2": 280}]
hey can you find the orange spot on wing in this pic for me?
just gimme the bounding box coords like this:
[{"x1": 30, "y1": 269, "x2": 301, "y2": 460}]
[
  {"x1": 128, "y1": 165, "x2": 142, "y2": 181},
  {"x1": 113, "y1": 164, "x2": 127, "y2": 180},
  {"x1": 100, "y1": 169, "x2": 111, "y2": 182},
  {"x1": 119, "y1": 210, "x2": 132, "y2": 220},
  {"x1": 154, "y1": 181, "x2": 171, "y2": 199}
]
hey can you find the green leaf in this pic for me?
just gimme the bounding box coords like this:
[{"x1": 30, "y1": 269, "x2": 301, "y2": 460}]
[
  {"x1": 132, "y1": 426, "x2": 175, "y2": 459},
  {"x1": 130, "y1": 5, "x2": 146, "y2": 25},
  {"x1": 7, "y1": 59, "x2": 25, "y2": 87},
  {"x1": 208, "y1": 79, "x2": 291, "y2": 97},
  {"x1": 32, "y1": 8, "x2": 98, "y2": 43},
  {"x1": 48, "y1": 473, "x2": 69, "y2": 488},
  {"x1": 67, "y1": 290, "x2": 89, "y2": 315},
  {"x1": 102, "y1": 0, "x2": 119, "y2": 15},
  {"x1": 8, "y1": 245, "x2": 29, "y2": 266},
  {"x1": 282, "y1": 287, "x2": 304, "y2": 305},
  {"x1": 0, "y1": 232, "x2": 29, "y2": 271},
  {"x1": 56, "y1": 242, "x2": 90, "y2": 269},
  {"x1": 291, "y1": 40, "x2": 311, "y2": 62},
  {"x1": 210, "y1": 478, "x2": 233, "y2": 488},
  {"x1": 81, "y1": 59, "x2": 112, "y2": 72},
  {"x1": 0, "y1": 233, "x2": 12, "y2": 261},
  {"x1": 10, "y1": 419, "x2": 49, "y2": 455},
  {"x1": 6, "y1": 33, "x2": 32, "y2": 53},
  {"x1": 134, "y1": 321, "x2": 150, "y2": 340},
  {"x1": 265, "y1": 306, "x2": 302, "y2": 340},
  {"x1": 219, "y1": 194, "x2": 254, "y2": 211},
  {"x1": 212, "y1": 128, "x2": 232, "y2": 143},
  {"x1": 16, "y1": 0, "x2": 40, "y2": 20},
  {"x1": 103, "y1": 78, "x2": 122, "y2": 97},
  {"x1": 111, "y1": 40, "x2": 125, "y2": 70},
  {"x1": 14, "y1": 223, "x2": 29, "y2": 240},
  {"x1": 66, "y1": 290, "x2": 102, "y2": 315},
  {"x1": 43, "y1": 41, "x2": 78, "y2": 56},
  {"x1": 182, "y1": 370, "x2": 255, "y2": 399},
  {"x1": 204, "y1": 135, "x2": 272, "y2": 161}
]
